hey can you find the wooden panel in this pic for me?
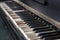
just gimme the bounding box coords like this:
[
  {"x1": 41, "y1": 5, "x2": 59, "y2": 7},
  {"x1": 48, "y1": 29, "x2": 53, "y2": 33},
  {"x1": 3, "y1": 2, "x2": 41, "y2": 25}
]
[{"x1": 33, "y1": 0, "x2": 47, "y2": 5}]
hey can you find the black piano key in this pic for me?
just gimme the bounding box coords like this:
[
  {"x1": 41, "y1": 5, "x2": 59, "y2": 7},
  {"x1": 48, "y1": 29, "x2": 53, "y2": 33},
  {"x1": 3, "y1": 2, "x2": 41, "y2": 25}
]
[
  {"x1": 23, "y1": 18, "x2": 36, "y2": 21},
  {"x1": 41, "y1": 32, "x2": 60, "y2": 38},
  {"x1": 25, "y1": 21, "x2": 41, "y2": 24},
  {"x1": 39, "y1": 31, "x2": 60, "y2": 36},
  {"x1": 32, "y1": 26, "x2": 49, "y2": 29},
  {"x1": 30, "y1": 26, "x2": 48, "y2": 28},
  {"x1": 26, "y1": 22, "x2": 40, "y2": 25},
  {"x1": 35, "y1": 28, "x2": 53, "y2": 33},
  {"x1": 44, "y1": 35, "x2": 60, "y2": 40},
  {"x1": 33, "y1": 27, "x2": 50, "y2": 31},
  {"x1": 29, "y1": 24, "x2": 41, "y2": 27}
]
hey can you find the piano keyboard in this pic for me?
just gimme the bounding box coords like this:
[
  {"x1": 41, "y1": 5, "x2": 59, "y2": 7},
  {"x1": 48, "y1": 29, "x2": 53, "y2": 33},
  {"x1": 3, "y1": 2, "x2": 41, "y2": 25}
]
[{"x1": 1, "y1": 0, "x2": 60, "y2": 40}]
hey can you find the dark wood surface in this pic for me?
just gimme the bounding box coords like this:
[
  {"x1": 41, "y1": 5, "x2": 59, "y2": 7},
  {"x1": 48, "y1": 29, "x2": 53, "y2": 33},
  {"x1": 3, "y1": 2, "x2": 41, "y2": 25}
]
[{"x1": 21, "y1": 0, "x2": 60, "y2": 22}]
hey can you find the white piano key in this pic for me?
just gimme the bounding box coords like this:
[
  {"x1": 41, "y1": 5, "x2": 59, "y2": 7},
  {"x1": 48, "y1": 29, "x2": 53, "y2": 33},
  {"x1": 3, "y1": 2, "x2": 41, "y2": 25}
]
[
  {"x1": 13, "y1": 10, "x2": 25, "y2": 12},
  {"x1": 14, "y1": 18, "x2": 24, "y2": 21},
  {"x1": 26, "y1": 33, "x2": 40, "y2": 40}
]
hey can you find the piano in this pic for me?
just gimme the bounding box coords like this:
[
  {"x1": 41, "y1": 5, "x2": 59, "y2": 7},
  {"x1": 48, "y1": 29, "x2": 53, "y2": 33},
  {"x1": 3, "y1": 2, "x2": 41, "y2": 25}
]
[{"x1": 1, "y1": 0, "x2": 60, "y2": 40}]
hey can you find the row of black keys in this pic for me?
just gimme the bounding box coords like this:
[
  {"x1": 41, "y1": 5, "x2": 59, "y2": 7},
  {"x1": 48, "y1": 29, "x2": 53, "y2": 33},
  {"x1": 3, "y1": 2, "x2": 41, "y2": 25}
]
[
  {"x1": 16, "y1": 11, "x2": 60, "y2": 40},
  {"x1": 5, "y1": 1, "x2": 60, "y2": 40}
]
